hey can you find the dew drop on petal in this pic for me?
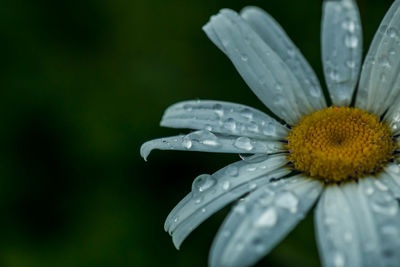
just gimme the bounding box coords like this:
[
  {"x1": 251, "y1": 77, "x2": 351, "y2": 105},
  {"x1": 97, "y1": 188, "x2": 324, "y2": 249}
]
[
  {"x1": 213, "y1": 103, "x2": 224, "y2": 117},
  {"x1": 248, "y1": 121, "x2": 259, "y2": 133},
  {"x1": 374, "y1": 180, "x2": 388, "y2": 191},
  {"x1": 342, "y1": 20, "x2": 356, "y2": 33},
  {"x1": 248, "y1": 183, "x2": 257, "y2": 190},
  {"x1": 223, "y1": 118, "x2": 237, "y2": 131},
  {"x1": 222, "y1": 181, "x2": 230, "y2": 191},
  {"x1": 275, "y1": 192, "x2": 299, "y2": 213},
  {"x1": 240, "y1": 108, "x2": 253, "y2": 120},
  {"x1": 225, "y1": 165, "x2": 239, "y2": 177},
  {"x1": 344, "y1": 34, "x2": 358, "y2": 48},
  {"x1": 234, "y1": 137, "x2": 253, "y2": 151},
  {"x1": 387, "y1": 27, "x2": 399, "y2": 39},
  {"x1": 365, "y1": 186, "x2": 374, "y2": 196},
  {"x1": 371, "y1": 198, "x2": 398, "y2": 216},
  {"x1": 263, "y1": 122, "x2": 276, "y2": 136},
  {"x1": 192, "y1": 174, "x2": 216, "y2": 193},
  {"x1": 333, "y1": 251, "x2": 345, "y2": 267},
  {"x1": 346, "y1": 60, "x2": 356, "y2": 69},
  {"x1": 255, "y1": 208, "x2": 277, "y2": 228},
  {"x1": 182, "y1": 136, "x2": 193, "y2": 149}
]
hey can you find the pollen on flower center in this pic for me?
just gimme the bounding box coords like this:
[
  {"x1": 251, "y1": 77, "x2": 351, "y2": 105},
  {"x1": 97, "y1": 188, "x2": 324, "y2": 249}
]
[{"x1": 286, "y1": 107, "x2": 397, "y2": 183}]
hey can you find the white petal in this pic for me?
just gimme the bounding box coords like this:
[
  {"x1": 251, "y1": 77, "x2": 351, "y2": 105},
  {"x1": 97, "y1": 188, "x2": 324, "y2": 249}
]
[
  {"x1": 140, "y1": 130, "x2": 283, "y2": 160},
  {"x1": 209, "y1": 175, "x2": 322, "y2": 267},
  {"x1": 321, "y1": 0, "x2": 362, "y2": 106},
  {"x1": 203, "y1": 9, "x2": 316, "y2": 125},
  {"x1": 384, "y1": 102, "x2": 400, "y2": 133},
  {"x1": 315, "y1": 185, "x2": 362, "y2": 267},
  {"x1": 164, "y1": 154, "x2": 289, "y2": 248},
  {"x1": 161, "y1": 100, "x2": 288, "y2": 140},
  {"x1": 383, "y1": 163, "x2": 400, "y2": 197},
  {"x1": 240, "y1": 6, "x2": 326, "y2": 110},
  {"x1": 356, "y1": 0, "x2": 400, "y2": 115},
  {"x1": 315, "y1": 178, "x2": 400, "y2": 267}
]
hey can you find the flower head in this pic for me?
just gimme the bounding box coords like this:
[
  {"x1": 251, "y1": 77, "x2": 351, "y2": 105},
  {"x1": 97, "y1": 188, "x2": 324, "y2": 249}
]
[{"x1": 141, "y1": 0, "x2": 400, "y2": 266}]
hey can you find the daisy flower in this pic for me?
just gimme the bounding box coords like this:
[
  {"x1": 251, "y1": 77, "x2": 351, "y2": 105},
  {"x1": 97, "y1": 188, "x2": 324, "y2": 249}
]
[{"x1": 141, "y1": 0, "x2": 400, "y2": 266}]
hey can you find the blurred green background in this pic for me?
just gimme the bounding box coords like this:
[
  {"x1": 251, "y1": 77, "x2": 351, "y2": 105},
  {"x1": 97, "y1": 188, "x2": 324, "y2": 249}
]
[{"x1": 0, "y1": 0, "x2": 393, "y2": 266}]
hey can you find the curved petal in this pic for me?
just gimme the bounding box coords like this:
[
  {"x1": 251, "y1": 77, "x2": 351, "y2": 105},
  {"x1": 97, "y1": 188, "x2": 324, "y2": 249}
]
[
  {"x1": 209, "y1": 175, "x2": 322, "y2": 267},
  {"x1": 382, "y1": 163, "x2": 400, "y2": 197},
  {"x1": 240, "y1": 6, "x2": 326, "y2": 110},
  {"x1": 315, "y1": 178, "x2": 400, "y2": 267},
  {"x1": 160, "y1": 100, "x2": 288, "y2": 140},
  {"x1": 203, "y1": 9, "x2": 316, "y2": 125},
  {"x1": 321, "y1": 0, "x2": 362, "y2": 106},
  {"x1": 164, "y1": 154, "x2": 289, "y2": 248},
  {"x1": 383, "y1": 94, "x2": 400, "y2": 133},
  {"x1": 140, "y1": 130, "x2": 283, "y2": 160},
  {"x1": 356, "y1": 0, "x2": 400, "y2": 115}
]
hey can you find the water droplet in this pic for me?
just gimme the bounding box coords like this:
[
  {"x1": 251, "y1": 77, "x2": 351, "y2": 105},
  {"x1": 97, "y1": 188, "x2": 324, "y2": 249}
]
[
  {"x1": 194, "y1": 197, "x2": 202, "y2": 204},
  {"x1": 186, "y1": 130, "x2": 220, "y2": 147},
  {"x1": 240, "y1": 53, "x2": 248, "y2": 61},
  {"x1": 345, "y1": 34, "x2": 358, "y2": 48},
  {"x1": 182, "y1": 136, "x2": 192, "y2": 149},
  {"x1": 387, "y1": 27, "x2": 399, "y2": 39},
  {"x1": 276, "y1": 191, "x2": 299, "y2": 213},
  {"x1": 173, "y1": 217, "x2": 179, "y2": 223},
  {"x1": 329, "y1": 69, "x2": 340, "y2": 81},
  {"x1": 213, "y1": 103, "x2": 224, "y2": 117},
  {"x1": 365, "y1": 186, "x2": 374, "y2": 196},
  {"x1": 223, "y1": 118, "x2": 237, "y2": 132},
  {"x1": 287, "y1": 48, "x2": 296, "y2": 57},
  {"x1": 310, "y1": 87, "x2": 321, "y2": 98},
  {"x1": 263, "y1": 122, "x2": 276, "y2": 136},
  {"x1": 248, "y1": 183, "x2": 257, "y2": 190},
  {"x1": 255, "y1": 208, "x2": 277, "y2": 227},
  {"x1": 222, "y1": 181, "x2": 230, "y2": 191},
  {"x1": 342, "y1": 20, "x2": 356, "y2": 33},
  {"x1": 346, "y1": 60, "x2": 356, "y2": 69},
  {"x1": 371, "y1": 198, "x2": 398, "y2": 216},
  {"x1": 379, "y1": 56, "x2": 391, "y2": 68},
  {"x1": 201, "y1": 208, "x2": 206, "y2": 213},
  {"x1": 248, "y1": 121, "x2": 259, "y2": 133},
  {"x1": 333, "y1": 251, "x2": 345, "y2": 267},
  {"x1": 192, "y1": 174, "x2": 216, "y2": 194},
  {"x1": 273, "y1": 95, "x2": 285, "y2": 105},
  {"x1": 234, "y1": 137, "x2": 254, "y2": 151},
  {"x1": 374, "y1": 180, "x2": 388, "y2": 191},
  {"x1": 234, "y1": 204, "x2": 246, "y2": 214},
  {"x1": 275, "y1": 82, "x2": 283, "y2": 91},
  {"x1": 240, "y1": 108, "x2": 253, "y2": 120},
  {"x1": 225, "y1": 165, "x2": 239, "y2": 177},
  {"x1": 246, "y1": 165, "x2": 257, "y2": 172}
]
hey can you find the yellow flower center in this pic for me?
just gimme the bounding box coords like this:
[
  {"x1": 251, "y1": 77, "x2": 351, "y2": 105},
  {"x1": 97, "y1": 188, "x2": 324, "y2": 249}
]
[{"x1": 286, "y1": 107, "x2": 397, "y2": 183}]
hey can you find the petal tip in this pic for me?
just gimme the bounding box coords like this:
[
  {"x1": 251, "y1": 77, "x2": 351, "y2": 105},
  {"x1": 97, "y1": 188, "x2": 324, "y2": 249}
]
[{"x1": 140, "y1": 142, "x2": 151, "y2": 161}]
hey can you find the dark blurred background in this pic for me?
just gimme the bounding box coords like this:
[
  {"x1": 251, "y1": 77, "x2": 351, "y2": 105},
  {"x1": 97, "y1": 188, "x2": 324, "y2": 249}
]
[{"x1": 0, "y1": 0, "x2": 393, "y2": 266}]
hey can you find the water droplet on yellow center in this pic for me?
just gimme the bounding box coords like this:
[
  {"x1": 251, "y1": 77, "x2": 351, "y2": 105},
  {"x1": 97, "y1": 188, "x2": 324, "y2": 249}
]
[{"x1": 286, "y1": 107, "x2": 397, "y2": 183}]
